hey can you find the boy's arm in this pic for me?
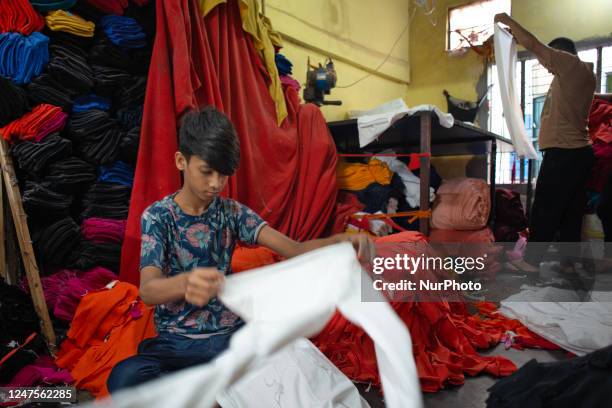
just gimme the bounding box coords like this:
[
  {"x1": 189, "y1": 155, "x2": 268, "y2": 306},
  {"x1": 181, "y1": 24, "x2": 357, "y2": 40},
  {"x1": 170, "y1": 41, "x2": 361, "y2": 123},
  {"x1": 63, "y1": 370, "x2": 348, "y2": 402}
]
[
  {"x1": 139, "y1": 266, "x2": 224, "y2": 307},
  {"x1": 256, "y1": 225, "x2": 376, "y2": 262}
]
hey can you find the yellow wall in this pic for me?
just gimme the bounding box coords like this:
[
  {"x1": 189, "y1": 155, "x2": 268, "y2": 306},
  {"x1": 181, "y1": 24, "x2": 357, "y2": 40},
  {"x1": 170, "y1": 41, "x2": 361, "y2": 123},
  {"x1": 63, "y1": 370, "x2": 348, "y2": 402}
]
[
  {"x1": 265, "y1": 0, "x2": 411, "y2": 121},
  {"x1": 407, "y1": 0, "x2": 612, "y2": 111}
]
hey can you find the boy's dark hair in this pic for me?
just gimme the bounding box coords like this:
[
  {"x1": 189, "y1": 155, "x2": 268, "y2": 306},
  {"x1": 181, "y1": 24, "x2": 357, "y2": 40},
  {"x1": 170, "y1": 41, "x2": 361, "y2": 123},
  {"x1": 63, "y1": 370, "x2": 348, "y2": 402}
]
[
  {"x1": 178, "y1": 107, "x2": 240, "y2": 176},
  {"x1": 548, "y1": 37, "x2": 577, "y2": 55}
]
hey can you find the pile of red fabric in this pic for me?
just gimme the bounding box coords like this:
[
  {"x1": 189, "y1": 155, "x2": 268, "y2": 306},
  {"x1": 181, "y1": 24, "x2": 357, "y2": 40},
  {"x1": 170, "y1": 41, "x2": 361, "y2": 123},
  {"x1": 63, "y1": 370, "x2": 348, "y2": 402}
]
[
  {"x1": 0, "y1": 0, "x2": 45, "y2": 35},
  {"x1": 429, "y1": 228, "x2": 502, "y2": 279},
  {"x1": 587, "y1": 98, "x2": 612, "y2": 193},
  {"x1": 0, "y1": 104, "x2": 67, "y2": 143},
  {"x1": 589, "y1": 98, "x2": 612, "y2": 144},
  {"x1": 312, "y1": 231, "x2": 515, "y2": 392}
]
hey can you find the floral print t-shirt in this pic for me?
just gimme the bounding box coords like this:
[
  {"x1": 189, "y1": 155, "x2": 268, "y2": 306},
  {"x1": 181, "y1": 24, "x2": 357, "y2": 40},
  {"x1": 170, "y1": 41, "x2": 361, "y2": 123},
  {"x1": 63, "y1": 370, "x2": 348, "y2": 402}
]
[{"x1": 140, "y1": 192, "x2": 267, "y2": 335}]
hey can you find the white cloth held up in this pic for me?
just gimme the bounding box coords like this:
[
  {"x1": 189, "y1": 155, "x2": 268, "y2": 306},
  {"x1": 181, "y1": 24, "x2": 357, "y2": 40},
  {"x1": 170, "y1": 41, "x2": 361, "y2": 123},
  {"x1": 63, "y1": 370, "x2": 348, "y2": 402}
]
[{"x1": 494, "y1": 24, "x2": 537, "y2": 159}]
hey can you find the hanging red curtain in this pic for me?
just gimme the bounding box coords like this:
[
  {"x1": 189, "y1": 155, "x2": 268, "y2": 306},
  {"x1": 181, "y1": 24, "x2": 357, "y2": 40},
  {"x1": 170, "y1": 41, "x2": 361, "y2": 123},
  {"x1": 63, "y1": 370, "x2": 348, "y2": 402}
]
[
  {"x1": 120, "y1": 0, "x2": 225, "y2": 283},
  {"x1": 120, "y1": 0, "x2": 339, "y2": 284}
]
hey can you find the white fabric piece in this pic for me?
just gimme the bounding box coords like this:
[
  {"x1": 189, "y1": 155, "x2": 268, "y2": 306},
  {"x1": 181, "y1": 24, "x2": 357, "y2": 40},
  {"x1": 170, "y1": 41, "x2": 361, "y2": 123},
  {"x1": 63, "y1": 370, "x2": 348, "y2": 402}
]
[
  {"x1": 494, "y1": 24, "x2": 537, "y2": 159},
  {"x1": 500, "y1": 286, "x2": 612, "y2": 355},
  {"x1": 355, "y1": 98, "x2": 454, "y2": 148},
  {"x1": 217, "y1": 338, "x2": 370, "y2": 408},
  {"x1": 375, "y1": 155, "x2": 435, "y2": 207},
  {"x1": 87, "y1": 243, "x2": 423, "y2": 408}
]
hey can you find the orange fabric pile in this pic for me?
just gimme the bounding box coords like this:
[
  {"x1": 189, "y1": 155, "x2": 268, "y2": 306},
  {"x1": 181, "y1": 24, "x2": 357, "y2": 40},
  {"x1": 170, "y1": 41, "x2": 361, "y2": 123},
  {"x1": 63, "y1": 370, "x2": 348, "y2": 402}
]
[{"x1": 55, "y1": 282, "x2": 156, "y2": 398}]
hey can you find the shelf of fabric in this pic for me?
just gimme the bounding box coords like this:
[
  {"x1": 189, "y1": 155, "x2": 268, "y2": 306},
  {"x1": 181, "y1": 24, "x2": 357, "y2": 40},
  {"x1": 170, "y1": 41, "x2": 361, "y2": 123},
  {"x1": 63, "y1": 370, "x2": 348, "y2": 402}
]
[{"x1": 327, "y1": 112, "x2": 515, "y2": 235}]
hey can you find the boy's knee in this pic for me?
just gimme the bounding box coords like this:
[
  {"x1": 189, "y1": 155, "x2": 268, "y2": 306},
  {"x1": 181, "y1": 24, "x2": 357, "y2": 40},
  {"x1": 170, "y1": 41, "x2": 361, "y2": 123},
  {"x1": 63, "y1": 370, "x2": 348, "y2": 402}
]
[{"x1": 107, "y1": 357, "x2": 160, "y2": 394}]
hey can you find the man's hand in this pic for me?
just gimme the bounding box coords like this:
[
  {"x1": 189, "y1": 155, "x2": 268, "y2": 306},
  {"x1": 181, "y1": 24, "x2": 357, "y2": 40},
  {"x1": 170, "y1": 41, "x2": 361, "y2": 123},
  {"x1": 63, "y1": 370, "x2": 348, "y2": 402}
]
[
  {"x1": 184, "y1": 267, "x2": 224, "y2": 307},
  {"x1": 338, "y1": 233, "x2": 376, "y2": 263},
  {"x1": 494, "y1": 12, "x2": 513, "y2": 26}
]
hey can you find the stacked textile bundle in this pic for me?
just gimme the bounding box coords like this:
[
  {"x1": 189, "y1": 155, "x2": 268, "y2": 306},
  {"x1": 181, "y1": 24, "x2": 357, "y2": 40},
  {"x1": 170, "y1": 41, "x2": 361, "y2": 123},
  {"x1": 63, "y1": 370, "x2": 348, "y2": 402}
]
[
  {"x1": 429, "y1": 177, "x2": 501, "y2": 278},
  {"x1": 0, "y1": 1, "x2": 154, "y2": 392}
]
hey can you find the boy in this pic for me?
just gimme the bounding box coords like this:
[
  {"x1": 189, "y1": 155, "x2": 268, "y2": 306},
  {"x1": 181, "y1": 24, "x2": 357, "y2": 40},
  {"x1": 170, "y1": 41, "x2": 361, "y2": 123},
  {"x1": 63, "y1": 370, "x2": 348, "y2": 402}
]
[{"x1": 107, "y1": 107, "x2": 375, "y2": 392}]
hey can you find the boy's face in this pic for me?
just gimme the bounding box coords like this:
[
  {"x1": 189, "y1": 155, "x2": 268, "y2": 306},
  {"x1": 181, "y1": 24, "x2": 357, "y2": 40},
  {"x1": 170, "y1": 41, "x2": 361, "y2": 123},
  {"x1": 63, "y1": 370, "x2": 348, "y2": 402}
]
[{"x1": 175, "y1": 152, "x2": 228, "y2": 203}]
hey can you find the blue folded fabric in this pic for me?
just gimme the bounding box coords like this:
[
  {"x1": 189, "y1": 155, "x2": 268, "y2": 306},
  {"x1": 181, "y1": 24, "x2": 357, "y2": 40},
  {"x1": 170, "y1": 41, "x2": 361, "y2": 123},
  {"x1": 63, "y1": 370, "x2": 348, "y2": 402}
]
[
  {"x1": 30, "y1": 0, "x2": 77, "y2": 11},
  {"x1": 73, "y1": 94, "x2": 112, "y2": 112},
  {"x1": 99, "y1": 15, "x2": 147, "y2": 49},
  {"x1": 98, "y1": 160, "x2": 134, "y2": 187},
  {"x1": 275, "y1": 53, "x2": 293, "y2": 76},
  {"x1": 0, "y1": 32, "x2": 49, "y2": 84}
]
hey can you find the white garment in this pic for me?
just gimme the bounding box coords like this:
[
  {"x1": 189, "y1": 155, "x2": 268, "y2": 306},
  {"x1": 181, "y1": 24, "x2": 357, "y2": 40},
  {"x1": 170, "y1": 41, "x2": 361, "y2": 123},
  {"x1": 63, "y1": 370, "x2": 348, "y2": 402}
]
[
  {"x1": 88, "y1": 243, "x2": 423, "y2": 408},
  {"x1": 355, "y1": 99, "x2": 454, "y2": 148},
  {"x1": 501, "y1": 286, "x2": 612, "y2": 355},
  {"x1": 494, "y1": 24, "x2": 537, "y2": 159},
  {"x1": 217, "y1": 338, "x2": 370, "y2": 408},
  {"x1": 375, "y1": 155, "x2": 435, "y2": 207}
]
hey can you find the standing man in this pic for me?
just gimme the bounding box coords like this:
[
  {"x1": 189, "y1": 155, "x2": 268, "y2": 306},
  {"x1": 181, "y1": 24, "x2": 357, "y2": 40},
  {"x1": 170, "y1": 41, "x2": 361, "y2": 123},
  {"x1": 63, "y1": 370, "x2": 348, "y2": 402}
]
[{"x1": 494, "y1": 13, "x2": 596, "y2": 272}]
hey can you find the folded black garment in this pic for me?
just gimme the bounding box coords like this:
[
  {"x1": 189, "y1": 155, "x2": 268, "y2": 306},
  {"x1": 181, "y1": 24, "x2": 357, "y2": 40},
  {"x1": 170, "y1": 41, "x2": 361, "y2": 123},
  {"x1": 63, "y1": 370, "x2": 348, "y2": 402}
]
[
  {"x1": 45, "y1": 27, "x2": 93, "y2": 52},
  {"x1": 22, "y1": 181, "x2": 72, "y2": 220},
  {"x1": 77, "y1": 127, "x2": 123, "y2": 165},
  {"x1": 114, "y1": 75, "x2": 146, "y2": 111},
  {"x1": 0, "y1": 76, "x2": 29, "y2": 127},
  {"x1": 119, "y1": 126, "x2": 140, "y2": 164},
  {"x1": 88, "y1": 37, "x2": 149, "y2": 75},
  {"x1": 92, "y1": 65, "x2": 130, "y2": 98},
  {"x1": 80, "y1": 203, "x2": 129, "y2": 220},
  {"x1": 70, "y1": 0, "x2": 105, "y2": 23},
  {"x1": 0, "y1": 280, "x2": 40, "y2": 345},
  {"x1": 66, "y1": 110, "x2": 123, "y2": 164},
  {"x1": 65, "y1": 240, "x2": 120, "y2": 272},
  {"x1": 81, "y1": 183, "x2": 130, "y2": 219},
  {"x1": 116, "y1": 105, "x2": 143, "y2": 130},
  {"x1": 66, "y1": 109, "x2": 117, "y2": 139},
  {"x1": 27, "y1": 82, "x2": 74, "y2": 111},
  {"x1": 10, "y1": 133, "x2": 72, "y2": 175},
  {"x1": 83, "y1": 182, "x2": 131, "y2": 204},
  {"x1": 49, "y1": 43, "x2": 88, "y2": 62},
  {"x1": 44, "y1": 156, "x2": 96, "y2": 193},
  {"x1": 47, "y1": 45, "x2": 94, "y2": 93},
  {"x1": 33, "y1": 216, "x2": 81, "y2": 267}
]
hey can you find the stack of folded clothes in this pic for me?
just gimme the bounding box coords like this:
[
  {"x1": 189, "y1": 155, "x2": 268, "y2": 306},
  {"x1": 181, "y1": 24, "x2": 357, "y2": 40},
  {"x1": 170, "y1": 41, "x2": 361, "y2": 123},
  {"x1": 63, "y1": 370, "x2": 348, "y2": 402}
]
[
  {"x1": 0, "y1": 32, "x2": 49, "y2": 84},
  {"x1": 10, "y1": 133, "x2": 72, "y2": 176},
  {"x1": 99, "y1": 15, "x2": 147, "y2": 49},
  {"x1": 44, "y1": 156, "x2": 97, "y2": 193},
  {"x1": 0, "y1": 104, "x2": 67, "y2": 143},
  {"x1": 0, "y1": 0, "x2": 45, "y2": 35},
  {"x1": 66, "y1": 110, "x2": 123, "y2": 164}
]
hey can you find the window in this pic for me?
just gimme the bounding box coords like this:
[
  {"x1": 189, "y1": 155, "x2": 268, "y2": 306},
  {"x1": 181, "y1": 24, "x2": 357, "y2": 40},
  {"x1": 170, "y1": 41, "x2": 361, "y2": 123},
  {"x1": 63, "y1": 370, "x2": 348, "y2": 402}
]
[
  {"x1": 448, "y1": 0, "x2": 511, "y2": 51},
  {"x1": 488, "y1": 44, "x2": 612, "y2": 184}
]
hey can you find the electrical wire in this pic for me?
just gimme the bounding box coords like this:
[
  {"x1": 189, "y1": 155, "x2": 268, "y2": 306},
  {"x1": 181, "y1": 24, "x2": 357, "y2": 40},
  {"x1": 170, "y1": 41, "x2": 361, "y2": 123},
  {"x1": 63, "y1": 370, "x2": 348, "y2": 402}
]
[{"x1": 336, "y1": 0, "x2": 436, "y2": 89}]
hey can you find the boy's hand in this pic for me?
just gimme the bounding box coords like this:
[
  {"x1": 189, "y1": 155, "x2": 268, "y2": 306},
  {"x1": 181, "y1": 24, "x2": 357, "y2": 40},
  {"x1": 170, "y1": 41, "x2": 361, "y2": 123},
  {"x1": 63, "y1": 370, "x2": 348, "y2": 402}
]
[
  {"x1": 338, "y1": 233, "x2": 376, "y2": 263},
  {"x1": 184, "y1": 267, "x2": 224, "y2": 307},
  {"x1": 494, "y1": 12, "x2": 512, "y2": 26}
]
